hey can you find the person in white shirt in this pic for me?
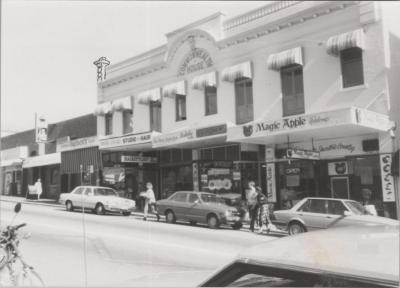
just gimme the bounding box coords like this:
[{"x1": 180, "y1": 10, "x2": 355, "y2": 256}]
[
  {"x1": 34, "y1": 179, "x2": 42, "y2": 200},
  {"x1": 143, "y1": 182, "x2": 160, "y2": 221}
]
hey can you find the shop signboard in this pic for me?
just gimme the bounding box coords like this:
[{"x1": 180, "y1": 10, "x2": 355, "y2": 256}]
[
  {"x1": 232, "y1": 171, "x2": 241, "y2": 181},
  {"x1": 196, "y1": 124, "x2": 227, "y2": 138},
  {"x1": 102, "y1": 167, "x2": 125, "y2": 186},
  {"x1": 57, "y1": 136, "x2": 99, "y2": 152},
  {"x1": 328, "y1": 161, "x2": 349, "y2": 176},
  {"x1": 380, "y1": 154, "x2": 395, "y2": 202},
  {"x1": 233, "y1": 108, "x2": 353, "y2": 140},
  {"x1": 100, "y1": 132, "x2": 152, "y2": 149},
  {"x1": 266, "y1": 163, "x2": 277, "y2": 202},
  {"x1": 121, "y1": 155, "x2": 157, "y2": 163},
  {"x1": 152, "y1": 128, "x2": 196, "y2": 148},
  {"x1": 286, "y1": 148, "x2": 320, "y2": 160},
  {"x1": 207, "y1": 168, "x2": 232, "y2": 192}
]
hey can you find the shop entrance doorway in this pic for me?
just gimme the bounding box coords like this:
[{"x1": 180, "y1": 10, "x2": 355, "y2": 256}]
[{"x1": 330, "y1": 176, "x2": 350, "y2": 199}]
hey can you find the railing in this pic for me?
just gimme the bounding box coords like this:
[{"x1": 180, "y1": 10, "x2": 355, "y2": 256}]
[{"x1": 223, "y1": 1, "x2": 302, "y2": 31}]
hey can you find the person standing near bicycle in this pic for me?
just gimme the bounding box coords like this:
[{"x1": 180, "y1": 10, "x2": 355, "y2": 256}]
[{"x1": 142, "y1": 182, "x2": 160, "y2": 221}]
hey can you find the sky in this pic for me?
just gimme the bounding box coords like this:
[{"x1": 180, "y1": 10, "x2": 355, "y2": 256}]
[{"x1": 1, "y1": 0, "x2": 270, "y2": 136}]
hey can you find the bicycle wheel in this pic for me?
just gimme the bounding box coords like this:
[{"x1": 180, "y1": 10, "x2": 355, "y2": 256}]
[{"x1": 18, "y1": 268, "x2": 45, "y2": 287}]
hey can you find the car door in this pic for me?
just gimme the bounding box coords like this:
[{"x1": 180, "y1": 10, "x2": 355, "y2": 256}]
[
  {"x1": 186, "y1": 193, "x2": 202, "y2": 222},
  {"x1": 83, "y1": 187, "x2": 96, "y2": 210},
  {"x1": 71, "y1": 187, "x2": 85, "y2": 208},
  {"x1": 168, "y1": 192, "x2": 188, "y2": 219},
  {"x1": 296, "y1": 199, "x2": 330, "y2": 230},
  {"x1": 325, "y1": 200, "x2": 349, "y2": 227}
]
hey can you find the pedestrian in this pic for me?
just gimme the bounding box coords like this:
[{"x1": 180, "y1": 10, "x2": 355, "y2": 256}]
[
  {"x1": 142, "y1": 182, "x2": 160, "y2": 221},
  {"x1": 255, "y1": 187, "x2": 273, "y2": 234},
  {"x1": 245, "y1": 181, "x2": 258, "y2": 232},
  {"x1": 34, "y1": 178, "x2": 42, "y2": 200},
  {"x1": 361, "y1": 188, "x2": 385, "y2": 216}
]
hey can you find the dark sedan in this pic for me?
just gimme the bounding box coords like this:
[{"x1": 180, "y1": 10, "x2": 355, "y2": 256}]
[{"x1": 157, "y1": 191, "x2": 242, "y2": 229}]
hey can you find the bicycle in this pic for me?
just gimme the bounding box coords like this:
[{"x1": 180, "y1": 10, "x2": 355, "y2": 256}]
[{"x1": 0, "y1": 203, "x2": 44, "y2": 286}]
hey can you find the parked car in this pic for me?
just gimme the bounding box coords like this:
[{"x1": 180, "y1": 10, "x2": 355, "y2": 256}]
[
  {"x1": 59, "y1": 186, "x2": 135, "y2": 216},
  {"x1": 156, "y1": 191, "x2": 242, "y2": 229},
  {"x1": 199, "y1": 222, "x2": 399, "y2": 287},
  {"x1": 273, "y1": 197, "x2": 397, "y2": 235}
]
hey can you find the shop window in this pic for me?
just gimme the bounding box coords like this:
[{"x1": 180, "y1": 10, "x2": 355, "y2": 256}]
[
  {"x1": 172, "y1": 149, "x2": 182, "y2": 162},
  {"x1": 182, "y1": 149, "x2": 192, "y2": 162},
  {"x1": 161, "y1": 166, "x2": 193, "y2": 199},
  {"x1": 241, "y1": 151, "x2": 258, "y2": 161},
  {"x1": 226, "y1": 145, "x2": 240, "y2": 161},
  {"x1": 201, "y1": 149, "x2": 213, "y2": 161},
  {"x1": 175, "y1": 94, "x2": 186, "y2": 121},
  {"x1": 340, "y1": 47, "x2": 364, "y2": 88},
  {"x1": 235, "y1": 78, "x2": 253, "y2": 124},
  {"x1": 123, "y1": 110, "x2": 133, "y2": 134},
  {"x1": 205, "y1": 86, "x2": 217, "y2": 115},
  {"x1": 281, "y1": 64, "x2": 304, "y2": 117},
  {"x1": 50, "y1": 168, "x2": 59, "y2": 185},
  {"x1": 213, "y1": 147, "x2": 226, "y2": 161},
  {"x1": 105, "y1": 113, "x2": 113, "y2": 136},
  {"x1": 160, "y1": 150, "x2": 170, "y2": 163},
  {"x1": 150, "y1": 101, "x2": 162, "y2": 132}
]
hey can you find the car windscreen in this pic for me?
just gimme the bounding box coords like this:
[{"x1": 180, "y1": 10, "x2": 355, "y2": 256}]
[
  {"x1": 200, "y1": 262, "x2": 390, "y2": 287},
  {"x1": 201, "y1": 194, "x2": 218, "y2": 203},
  {"x1": 95, "y1": 188, "x2": 118, "y2": 197},
  {"x1": 345, "y1": 201, "x2": 366, "y2": 215}
]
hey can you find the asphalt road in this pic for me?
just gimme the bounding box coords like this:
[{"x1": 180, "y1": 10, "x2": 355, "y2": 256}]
[{"x1": 0, "y1": 201, "x2": 281, "y2": 287}]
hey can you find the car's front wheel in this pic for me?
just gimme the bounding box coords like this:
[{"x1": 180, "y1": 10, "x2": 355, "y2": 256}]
[
  {"x1": 207, "y1": 214, "x2": 220, "y2": 229},
  {"x1": 66, "y1": 201, "x2": 74, "y2": 212},
  {"x1": 95, "y1": 203, "x2": 105, "y2": 215},
  {"x1": 165, "y1": 210, "x2": 176, "y2": 224},
  {"x1": 288, "y1": 222, "x2": 306, "y2": 235}
]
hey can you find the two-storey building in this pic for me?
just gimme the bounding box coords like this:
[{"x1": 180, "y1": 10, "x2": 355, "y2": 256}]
[{"x1": 94, "y1": 1, "x2": 399, "y2": 218}]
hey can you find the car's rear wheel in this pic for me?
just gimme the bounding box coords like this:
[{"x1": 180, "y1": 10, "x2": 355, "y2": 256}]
[
  {"x1": 66, "y1": 201, "x2": 74, "y2": 212},
  {"x1": 95, "y1": 203, "x2": 105, "y2": 215},
  {"x1": 288, "y1": 222, "x2": 306, "y2": 235},
  {"x1": 165, "y1": 210, "x2": 176, "y2": 224},
  {"x1": 122, "y1": 212, "x2": 131, "y2": 216},
  {"x1": 207, "y1": 214, "x2": 220, "y2": 229}
]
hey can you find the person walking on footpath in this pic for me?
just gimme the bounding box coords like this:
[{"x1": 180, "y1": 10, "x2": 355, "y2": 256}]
[
  {"x1": 34, "y1": 178, "x2": 42, "y2": 200},
  {"x1": 142, "y1": 182, "x2": 160, "y2": 221},
  {"x1": 245, "y1": 181, "x2": 258, "y2": 232}
]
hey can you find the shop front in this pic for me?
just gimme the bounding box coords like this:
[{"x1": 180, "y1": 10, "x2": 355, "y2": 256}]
[
  {"x1": 99, "y1": 131, "x2": 160, "y2": 210},
  {"x1": 22, "y1": 153, "x2": 61, "y2": 199},
  {"x1": 228, "y1": 107, "x2": 397, "y2": 218},
  {"x1": 0, "y1": 146, "x2": 28, "y2": 196}
]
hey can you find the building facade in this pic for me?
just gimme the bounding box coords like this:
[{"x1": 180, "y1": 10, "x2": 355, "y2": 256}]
[
  {"x1": 95, "y1": 1, "x2": 400, "y2": 217},
  {"x1": 1, "y1": 114, "x2": 97, "y2": 199}
]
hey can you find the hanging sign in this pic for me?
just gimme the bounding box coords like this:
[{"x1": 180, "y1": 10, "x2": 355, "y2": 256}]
[
  {"x1": 35, "y1": 115, "x2": 48, "y2": 143},
  {"x1": 380, "y1": 154, "x2": 395, "y2": 202},
  {"x1": 286, "y1": 148, "x2": 320, "y2": 160},
  {"x1": 266, "y1": 163, "x2": 277, "y2": 202}
]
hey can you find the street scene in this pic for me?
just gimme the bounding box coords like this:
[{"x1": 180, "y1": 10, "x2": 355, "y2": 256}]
[{"x1": 1, "y1": 1, "x2": 400, "y2": 287}]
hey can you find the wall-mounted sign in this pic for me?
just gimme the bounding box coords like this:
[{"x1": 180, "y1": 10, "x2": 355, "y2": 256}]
[
  {"x1": 35, "y1": 115, "x2": 48, "y2": 143},
  {"x1": 328, "y1": 161, "x2": 349, "y2": 176},
  {"x1": 177, "y1": 48, "x2": 213, "y2": 76},
  {"x1": 285, "y1": 168, "x2": 301, "y2": 175},
  {"x1": 232, "y1": 171, "x2": 241, "y2": 181},
  {"x1": 266, "y1": 163, "x2": 277, "y2": 202},
  {"x1": 196, "y1": 124, "x2": 227, "y2": 138},
  {"x1": 57, "y1": 136, "x2": 98, "y2": 152},
  {"x1": 380, "y1": 154, "x2": 395, "y2": 202},
  {"x1": 120, "y1": 155, "x2": 157, "y2": 163},
  {"x1": 152, "y1": 129, "x2": 196, "y2": 148},
  {"x1": 286, "y1": 148, "x2": 320, "y2": 160},
  {"x1": 99, "y1": 132, "x2": 153, "y2": 149}
]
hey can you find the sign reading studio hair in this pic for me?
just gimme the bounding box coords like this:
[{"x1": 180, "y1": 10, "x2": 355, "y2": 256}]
[{"x1": 380, "y1": 154, "x2": 395, "y2": 202}]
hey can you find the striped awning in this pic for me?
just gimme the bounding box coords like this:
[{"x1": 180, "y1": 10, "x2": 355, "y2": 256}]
[
  {"x1": 191, "y1": 72, "x2": 217, "y2": 90},
  {"x1": 267, "y1": 47, "x2": 303, "y2": 71},
  {"x1": 326, "y1": 29, "x2": 364, "y2": 56},
  {"x1": 137, "y1": 88, "x2": 161, "y2": 104},
  {"x1": 112, "y1": 96, "x2": 132, "y2": 111},
  {"x1": 221, "y1": 61, "x2": 252, "y2": 82},
  {"x1": 94, "y1": 102, "x2": 112, "y2": 116},
  {"x1": 61, "y1": 147, "x2": 102, "y2": 174},
  {"x1": 162, "y1": 81, "x2": 186, "y2": 98}
]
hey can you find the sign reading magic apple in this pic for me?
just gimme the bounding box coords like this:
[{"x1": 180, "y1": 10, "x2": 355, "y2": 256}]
[{"x1": 239, "y1": 109, "x2": 352, "y2": 139}]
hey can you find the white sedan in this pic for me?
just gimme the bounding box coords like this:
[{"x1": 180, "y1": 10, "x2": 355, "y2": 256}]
[{"x1": 59, "y1": 186, "x2": 135, "y2": 216}]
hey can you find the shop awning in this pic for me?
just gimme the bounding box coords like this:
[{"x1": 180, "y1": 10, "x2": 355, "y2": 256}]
[
  {"x1": 191, "y1": 72, "x2": 217, "y2": 90},
  {"x1": 267, "y1": 47, "x2": 303, "y2": 71},
  {"x1": 221, "y1": 61, "x2": 252, "y2": 82},
  {"x1": 93, "y1": 102, "x2": 112, "y2": 116},
  {"x1": 99, "y1": 131, "x2": 161, "y2": 151},
  {"x1": 0, "y1": 159, "x2": 23, "y2": 168},
  {"x1": 61, "y1": 147, "x2": 102, "y2": 174},
  {"x1": 227, "y1": 107, "x2": 394, "y2": 145},
  {"x1": 326, "y1": 29, "x2": 364, "y2": 56},
  {"x1": 152, "y1": 123, "x2": 232, "y2": 149},
  {"x1": 111, "y1": 96, "x2": 132, "y2": 111},
  {"x1": 23, "y1": 153, "x2": 61, "y2": 169},
  {"x1": 162, "y1": 81, "x2": 186, "y2": 98},
  {"x1": 137, "y1": 88, "x2": 161, "y2": 104}
]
